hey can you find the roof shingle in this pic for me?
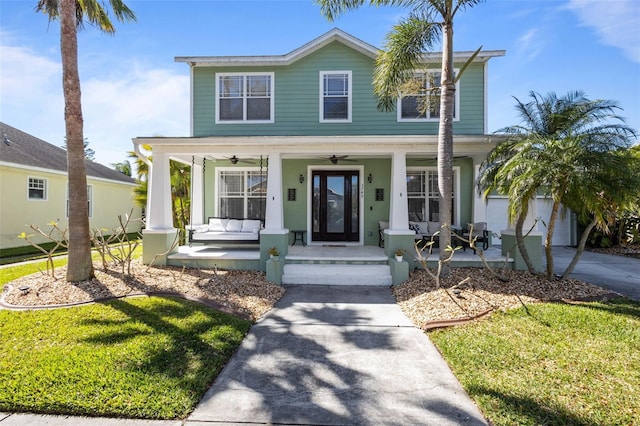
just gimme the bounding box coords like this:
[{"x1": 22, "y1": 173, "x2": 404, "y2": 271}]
[{"x1": 0, "y1": 122, "x2": 135, "y2": 184}]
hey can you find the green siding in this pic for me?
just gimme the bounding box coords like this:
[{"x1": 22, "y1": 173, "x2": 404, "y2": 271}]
[
  {"x1": 202, "y1": 158, "x2": 474, "y2": 247},
  {"x1": 192, "y1": 41, "x2": 486, "y2": 137}
]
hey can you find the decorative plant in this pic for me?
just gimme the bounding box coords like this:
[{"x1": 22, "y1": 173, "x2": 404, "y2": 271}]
[
  {"x1": 268, "y1": 246, "x2": 280, "y2": 257},
  {"x1": 394, "y1": 248, "x2": 405, "y2": 257}
]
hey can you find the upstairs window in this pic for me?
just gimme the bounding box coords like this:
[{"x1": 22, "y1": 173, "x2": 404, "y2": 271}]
[
  {"x1": 28, "y1": 177, "x2": 47, "y2": 200},
  {"x1": 216, "y1": 73, "x2": 274, "y2": 123},
  {"x1": 398, "y1": 70, "x2": 459, "y2": 122},
  {"x1": 320, "y1": 71, "x2": 351, "y2": 122}
]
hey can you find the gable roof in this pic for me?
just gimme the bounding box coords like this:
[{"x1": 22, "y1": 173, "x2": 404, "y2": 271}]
[
  {"x1": 175, "y1": 28, "x2": 505, "y2": 67},
  {"x1": 0, "y1": 122, "x2": 135, "y2": 184}
]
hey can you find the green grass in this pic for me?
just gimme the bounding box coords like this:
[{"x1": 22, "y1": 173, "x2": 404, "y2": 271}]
[
  {"x1": 430, "y1": 298, "x2": 640, "y2": 425},
  {"x1": 0, "y1": 296, "x2": 251, "y2": 419}
]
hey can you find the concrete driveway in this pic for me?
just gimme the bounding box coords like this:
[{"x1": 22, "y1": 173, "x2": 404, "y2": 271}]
[
  {"x1": 187, "y1": 285, "x2": 486, "y2": 425},
  {"x1": 549, "y1": 247, "x2": 640, "y2": 301}
]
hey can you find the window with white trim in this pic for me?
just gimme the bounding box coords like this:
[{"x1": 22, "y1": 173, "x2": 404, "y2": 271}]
[
  {"x1": 406, "y1": 169, "x2": 456, "y2": 224},
  {"x1": 28, "y1": 177, "x2": 47, "y2": 200},
  {"x1": 217, "y1": 169, "x2": 267, "y2": 219},
  {"x1": 216, "y1": 73, "x2": 274, "y2": 123},
  {"x1": 320, "y1": 71, "x2": 352, "y2": 122},
  {"x1": 398, "y1": 70, "x2": 459, "y2": 122},
  {"x1": 66, "y1": 185, "x2": 93, "y2": 218}
]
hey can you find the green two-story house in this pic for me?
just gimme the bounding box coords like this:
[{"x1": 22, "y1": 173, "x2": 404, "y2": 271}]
[{"x1": 134, "y1": 28, "x2": 507, "y2": 280}]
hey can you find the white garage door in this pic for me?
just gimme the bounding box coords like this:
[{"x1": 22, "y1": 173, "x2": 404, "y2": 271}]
[{"x1": 484, "y1": 196, "x2": 574, "y2": 246}]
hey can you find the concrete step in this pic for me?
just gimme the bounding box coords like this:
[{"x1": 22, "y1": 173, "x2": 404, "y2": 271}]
[{"x1": 282, "y1": 264, "x2": 392, "y2": 286}]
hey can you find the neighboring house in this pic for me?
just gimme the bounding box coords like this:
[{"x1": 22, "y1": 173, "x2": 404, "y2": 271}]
[
  {"x1": 0, "y1": 122, "x2": 142, "y2": 251},
  {"x1": 134, "y1": 29, "x2": 571, "y2": 273}
]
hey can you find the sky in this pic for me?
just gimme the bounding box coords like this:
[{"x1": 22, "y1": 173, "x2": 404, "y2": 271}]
[{"x1": 1, "y1": 0, "x2": 639, "y2": 169}]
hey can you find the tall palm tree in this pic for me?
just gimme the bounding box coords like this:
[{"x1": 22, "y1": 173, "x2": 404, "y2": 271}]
[
  {"x1": 318, "y1": 0, "x2": 483, "y2": 268},
  {"x1": 36, "y1": 0, "x2": 135, "y2": 282},
  {"x1": 479, "y1": 91, "x2": 637, "y2": 280}
]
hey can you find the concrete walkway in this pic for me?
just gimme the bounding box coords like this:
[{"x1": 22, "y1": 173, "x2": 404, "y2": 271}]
[
  {"x1": 549, "y1": 247, "x2": 640, "y2": 301},
  {"x1": 186, "y1": 285, "x2": 486, "y2": 425}
]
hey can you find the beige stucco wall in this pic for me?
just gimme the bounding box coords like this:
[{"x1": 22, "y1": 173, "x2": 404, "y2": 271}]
[{"x1": 0, "y1": 164, "x2": 142, "y2": 249}]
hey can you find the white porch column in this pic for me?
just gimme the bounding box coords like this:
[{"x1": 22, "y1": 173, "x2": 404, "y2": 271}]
[
  {"x1": 389, "y1": 151, "x2": 409, "y2": 230},
  {"x1": 146, "y1": 151, "x2": 174, "y2": 230},
  {"x1": 472, "y1": 163, "x2": 487, "y2": 223},
  {"x1": 264, "y1": 152, "x2": 285, "y2": 231},
  {"x1": 191, "y1": 160, "x2": 204, "y2": 225}
]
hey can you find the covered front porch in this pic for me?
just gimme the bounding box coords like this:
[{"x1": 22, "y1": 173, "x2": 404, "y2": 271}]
[{"x1": 134, "y1": 134, "x2": 498, "y2": 281}]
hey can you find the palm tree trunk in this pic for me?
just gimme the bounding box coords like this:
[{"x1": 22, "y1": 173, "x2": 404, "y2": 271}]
[
  {"x1": 545, "y1": 199, "x2": 560, "y2": 280},
  {"x1": 514, "y1": 203, "x2": 536, "y2": 274},
  {"x1": 60, "y1": 0, "x2": 93, "y2": 282},
  {"x1": 437, "y1": 19, "x2": 455, "y2": 273},
  {"x1": 561, "y1": 217, "x2": 597, "y2": 279}
]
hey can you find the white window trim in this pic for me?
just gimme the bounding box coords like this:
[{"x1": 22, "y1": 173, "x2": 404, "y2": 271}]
[
  {"x1": 397, "y1": 69, "x2": 460, "y2": 123},
  {"x1": 27, "y1": 176, "x2": 47, "y2": 201},
  {"x1": 406, "y1": 166, "x2": 460, "y2": 226},
  {"x1": 319, "y1": 70, "x2": 352, "y2": 123},
  {"x1": 65, "y1": 185, "x2": 93, "y2": 218},
  {"x1": 215, "y1": 72, "x2": 275, "y2": 124},
  {"x1": 214, "y1": 167, "x2": 267, "y2": 218}
]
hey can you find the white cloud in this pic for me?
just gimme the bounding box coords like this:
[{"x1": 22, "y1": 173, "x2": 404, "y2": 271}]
[
  {"x1": 0, "y1": 39, "x2": 189, "y2": 168},
  {"x1": 514, "y1": 28, "x2": 543, "y2": 63},
  {"x1": 567, "y1": 0, "x2": 640, "y2": 63}
]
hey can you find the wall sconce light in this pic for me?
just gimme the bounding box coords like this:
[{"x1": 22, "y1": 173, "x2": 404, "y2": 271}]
[
  {"x1": 367, "y1": 173, "x2": 373, "y2": 183},
  {"x1": 299, "y1": 174, "x2": 305, "y2": 184}
]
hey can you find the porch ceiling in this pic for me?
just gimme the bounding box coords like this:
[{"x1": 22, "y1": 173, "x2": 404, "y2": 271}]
[{"x1": 133, "y1": 134, "x2": 502, "y2": 164}]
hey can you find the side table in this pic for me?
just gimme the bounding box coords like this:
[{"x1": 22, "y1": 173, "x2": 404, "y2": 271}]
[{"x1": 291, "y1": 229, "x2": 306, "y2": 246}]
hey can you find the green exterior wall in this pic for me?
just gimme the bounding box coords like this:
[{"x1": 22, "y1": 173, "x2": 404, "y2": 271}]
[
  {"x1": 192, "y1": 41, "x2": 486, "y2": 138},
  {"x1": 201, "y1": 157, "x2": 474, "y2": 246}
]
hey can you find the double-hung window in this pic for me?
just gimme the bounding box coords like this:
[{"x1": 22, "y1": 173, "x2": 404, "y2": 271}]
[
  {"x1": 398, "y1": 70, "x2": 459, "y2": 122},
  {"x1": 216, "y1": 73, "x2": 274, "y2": 123},
  {"x1": 28, "y1": 177, "x2": 47, "y2": 200},
  {"x1": 66, "y1": 185, "x2": 93, "y2": 218},
  {"x1": 320, "y1": 71, "x2": 352, "y2": 122},
  {"x1": 406, "y1": 169, "x2": 458, "y2": 224},
  {"x1": 217, "y1": 169, "x2": 267, "y2": 219}
]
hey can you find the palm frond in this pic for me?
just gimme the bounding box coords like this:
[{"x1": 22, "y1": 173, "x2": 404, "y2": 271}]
[{"x1": 373, "y1": 14, "x2": 441, "y2": 111}]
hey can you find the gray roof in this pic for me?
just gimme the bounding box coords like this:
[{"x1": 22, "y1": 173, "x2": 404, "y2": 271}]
[{"x1": 0, "y1": 122, "x2": 135, "y2": 184}]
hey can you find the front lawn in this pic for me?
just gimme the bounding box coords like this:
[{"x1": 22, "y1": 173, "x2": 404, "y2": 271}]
[
  {"x1": 0, "y1": 296, "x2": 251, "y2": 419},
  {"x1": 430, "y1": 298, "x2": 640, "y2": 425}
]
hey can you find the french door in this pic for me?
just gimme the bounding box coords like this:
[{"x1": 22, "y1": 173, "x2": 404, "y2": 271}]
[{"x1": 311, "y1": 170, "x2": 359, "y2": 242}]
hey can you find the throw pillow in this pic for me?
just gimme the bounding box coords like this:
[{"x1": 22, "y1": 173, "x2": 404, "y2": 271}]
[
  {"x1": 208, "y1": 218, "x2": 228, "y2": 232},
  {"x1": 241, "y1": 219, "x2": 262, "y2": 233},
  {"x1": 226, "y1": 219, "x2": 243, "y2": 232}
]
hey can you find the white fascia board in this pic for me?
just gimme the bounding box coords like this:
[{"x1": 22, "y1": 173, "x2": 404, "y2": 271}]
[
  {"x1": 176, "y1": 28, "x2": 379, "y2": 67},
  {"x1": 0, "y1": 162, "x2": 137, "y2": 186},
  {"x1": 418, "y1": 50, "x2": 506, "y2": 64},
  {"x1": 133, "y1": 135, "x2": 500, "y2": 158}
]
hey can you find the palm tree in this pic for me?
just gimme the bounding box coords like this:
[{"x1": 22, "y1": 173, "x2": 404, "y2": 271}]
[
  {"x1": 318, "y1": 0, "x2": 483, "y2": 268},
  {"x1": 112, "y1": 159, "x2": 132, "y2": 176},
  {"x1": 127, "y1": 146, "x2": 191, "y2": 240},
  {"x1": 479, "y1": 91, "x2": 638, "y2": 280},
  {"x1": 37, "y1": 0, "x2": 136, "y2": 282}
]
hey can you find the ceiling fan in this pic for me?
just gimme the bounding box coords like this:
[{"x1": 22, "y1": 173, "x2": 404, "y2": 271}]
[
  {"x1": 317, "y1": 155, "x2": 357, "y2": 164},
  {"x1": 226, "y1": 155, "x2": 255, "y2": 165}
]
